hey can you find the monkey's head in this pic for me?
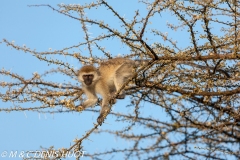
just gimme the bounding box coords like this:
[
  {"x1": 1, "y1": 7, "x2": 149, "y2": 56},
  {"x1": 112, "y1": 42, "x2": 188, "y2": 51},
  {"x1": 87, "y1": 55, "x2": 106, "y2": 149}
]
[{"x1": 78, "y1": 65, "x2": 100, "y2": 86}]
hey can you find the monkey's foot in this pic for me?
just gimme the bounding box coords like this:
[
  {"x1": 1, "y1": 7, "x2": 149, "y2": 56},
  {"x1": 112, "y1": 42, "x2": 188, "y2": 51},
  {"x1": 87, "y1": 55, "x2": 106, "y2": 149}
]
[{"x1": 116, "y1": 94, "x2": 125, "y2": 99}]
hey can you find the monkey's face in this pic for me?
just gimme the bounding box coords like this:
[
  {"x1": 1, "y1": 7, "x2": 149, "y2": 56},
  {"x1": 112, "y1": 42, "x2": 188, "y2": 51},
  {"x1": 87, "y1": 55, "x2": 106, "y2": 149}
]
[{"x1": 82, "y1": 74, "x2": 94, "y2": 86}]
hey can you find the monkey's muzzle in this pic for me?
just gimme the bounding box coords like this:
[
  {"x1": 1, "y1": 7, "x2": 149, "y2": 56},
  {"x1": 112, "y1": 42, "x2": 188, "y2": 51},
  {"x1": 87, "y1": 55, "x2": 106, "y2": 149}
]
[{"x1": 84, "y1": 80, "x2": 92, "y2": 86}]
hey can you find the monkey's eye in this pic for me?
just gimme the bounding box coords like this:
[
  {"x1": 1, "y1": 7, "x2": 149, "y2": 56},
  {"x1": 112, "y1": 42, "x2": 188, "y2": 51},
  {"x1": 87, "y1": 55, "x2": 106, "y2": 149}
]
[
  {"x1": 83, "y1": 75, "x2": 94, "y2": 79},
  {"x1": 88, "y1": 75, "x2": 94, "y2": 79}
]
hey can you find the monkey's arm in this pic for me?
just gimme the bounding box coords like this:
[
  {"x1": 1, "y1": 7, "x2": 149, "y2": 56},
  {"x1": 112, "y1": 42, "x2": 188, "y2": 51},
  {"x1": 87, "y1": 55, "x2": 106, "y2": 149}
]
[
  {"x1": 97, "y1": 95, "x2": 112, "y2": 124},
  {"x1": 78, "y1": 90, "x2": 98, "y2": 110},
  {"x1": 81, "y1": 98, "x2": 98, "y2": 108}
]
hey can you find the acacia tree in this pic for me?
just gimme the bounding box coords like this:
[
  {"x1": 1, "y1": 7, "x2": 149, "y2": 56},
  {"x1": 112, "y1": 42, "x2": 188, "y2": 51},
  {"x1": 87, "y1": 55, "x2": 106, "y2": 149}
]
[{"x1": 1, "y1": 0, "x2": 240, "y2": 159}]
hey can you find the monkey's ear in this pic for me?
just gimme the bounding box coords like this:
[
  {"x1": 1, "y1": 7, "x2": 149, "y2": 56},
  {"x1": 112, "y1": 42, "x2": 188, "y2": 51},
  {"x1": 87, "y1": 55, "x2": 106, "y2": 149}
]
[
  {"x1": 96, "y1": 69, "x2": 100, "y2": 74},
  {"x1": 93, "y1": 74, "x2": 101, "y2": 81},
  {"x1": 78, "y1": 74, "x2": 84, "y2": 82}
]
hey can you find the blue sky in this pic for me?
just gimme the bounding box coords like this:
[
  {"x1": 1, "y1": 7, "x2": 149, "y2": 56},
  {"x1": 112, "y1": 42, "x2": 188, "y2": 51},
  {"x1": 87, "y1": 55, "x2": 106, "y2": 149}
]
[{"x1": 0, "y1": 1, "x2": 169, "y2": 159}]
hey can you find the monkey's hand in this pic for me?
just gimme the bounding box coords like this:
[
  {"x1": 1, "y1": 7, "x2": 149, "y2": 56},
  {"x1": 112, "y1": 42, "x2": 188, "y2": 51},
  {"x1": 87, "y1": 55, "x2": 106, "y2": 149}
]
[
  {"x1": 97, "y1": 115, "x2": 105, "y2": 125},
  {"x1": 112, "y1": 92, "x2": 125, "y2": 99},
  {"x1": 97, "y1": 113, "x2": 108, "y2": 125},
  {"x1": 109, "y1": 97, "x2": 117, "y2": 104},
  {"x1": 97, "y1": 107, "x2": 110, "y2": 125},
  {"x1": 76, "y1": 105, "x2": 85, "y2": 112},
  {"x1": 116, "y1": 93, "x2": 125, "y2": 99}
]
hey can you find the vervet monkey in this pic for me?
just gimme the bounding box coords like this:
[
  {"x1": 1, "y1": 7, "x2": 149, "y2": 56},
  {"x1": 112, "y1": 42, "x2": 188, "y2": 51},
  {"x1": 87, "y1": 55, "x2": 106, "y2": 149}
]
[{"x1": 77, "y1": 58, "x2": 136, "y2": 124}]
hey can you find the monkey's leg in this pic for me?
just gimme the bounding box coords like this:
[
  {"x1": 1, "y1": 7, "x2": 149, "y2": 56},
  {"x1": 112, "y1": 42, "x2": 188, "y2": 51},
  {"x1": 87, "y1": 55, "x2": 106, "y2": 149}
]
[
  {"x1": 113, "y1": 76, "x2": 126, "y2": 99},
  {"x1": 114, "y1": 64, "x2": 133, "y2": 99}
]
